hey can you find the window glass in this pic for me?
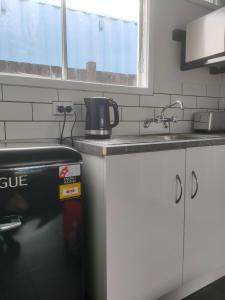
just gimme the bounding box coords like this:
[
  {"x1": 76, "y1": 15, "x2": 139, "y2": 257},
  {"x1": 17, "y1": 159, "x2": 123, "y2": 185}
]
[
  {"x1": 66, "y1": 0, "x2": 140, "y2": 87},
  {"x1": 0, "y1": 0, "x2": 62, "y2": 78},
  {"x1": 0, "y1": 0, "x2": 149, "y2": 89}
]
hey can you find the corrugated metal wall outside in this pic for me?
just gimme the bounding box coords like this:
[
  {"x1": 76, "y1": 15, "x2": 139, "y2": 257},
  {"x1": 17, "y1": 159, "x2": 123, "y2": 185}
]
[{"x1": 0, "y1": 0, "x2": 137, "y2": 74}]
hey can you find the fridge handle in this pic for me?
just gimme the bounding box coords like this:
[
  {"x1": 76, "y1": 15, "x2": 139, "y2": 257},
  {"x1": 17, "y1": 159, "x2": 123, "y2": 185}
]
[{"x1": 0, "y1": 215, "x2": 22, "y2": 232}]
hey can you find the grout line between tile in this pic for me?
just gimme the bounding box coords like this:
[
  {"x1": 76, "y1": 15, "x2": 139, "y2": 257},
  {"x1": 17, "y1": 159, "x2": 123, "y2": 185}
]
[
  {"x1": 1, "y1": 85, "x2": 3, "y2": 101},
  {"x1": 1, "y1": 84, "x2": 225, "y2": 140},
  {"x1": 58, "y1": 121, "x2": 61, "y2": 141},
  {"x1": 4, "y1": 121, "x2": 6, "y2": 140},
  {"x1": 31, "y1": 103, "x2": 34, "y2": 121}
]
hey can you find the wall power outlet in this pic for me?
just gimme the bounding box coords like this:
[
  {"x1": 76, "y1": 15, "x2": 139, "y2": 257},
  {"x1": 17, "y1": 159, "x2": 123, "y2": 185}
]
[{"x1": 52, "y1": 102, "x2": 74, "y2": 115}]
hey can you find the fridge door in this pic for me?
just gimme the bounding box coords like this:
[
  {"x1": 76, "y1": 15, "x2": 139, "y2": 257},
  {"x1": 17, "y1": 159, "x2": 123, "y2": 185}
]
[{"x1": 0, "y1": 163, "x2": 83, "y2": 300}]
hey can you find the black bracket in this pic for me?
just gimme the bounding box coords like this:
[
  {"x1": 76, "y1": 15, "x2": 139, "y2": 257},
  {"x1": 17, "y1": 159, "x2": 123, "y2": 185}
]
[
  {"x1": 172, "y1": 29, "x2": 225, "y2": 75},
  {"x1": 172, "y1": 29, "x2": 208, "y2": 71},
  {"x1": 210, "y1": 65, "x2": 225, "y2": 75}
]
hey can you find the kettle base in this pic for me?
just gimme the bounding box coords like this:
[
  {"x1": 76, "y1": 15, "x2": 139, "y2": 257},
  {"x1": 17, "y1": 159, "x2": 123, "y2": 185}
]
[
  {"x1": 85, "y1": 129, "x2": 111, "y2": 139},
  {"x1": 85, "y1": 134, "x2": 111, "y2": 140}
]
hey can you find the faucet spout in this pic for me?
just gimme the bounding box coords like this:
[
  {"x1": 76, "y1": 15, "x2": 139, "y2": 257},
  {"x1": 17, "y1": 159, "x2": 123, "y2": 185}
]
[
  {"x1": 143, "y1": 100, "x2": 184, "y2": 129},
  {"x1": 161, "y1": 100, "x2": 184, "y2": 119}
]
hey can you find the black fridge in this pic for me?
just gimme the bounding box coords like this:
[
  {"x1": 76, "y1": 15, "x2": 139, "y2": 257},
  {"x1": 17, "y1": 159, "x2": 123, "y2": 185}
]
[{"x1": 0, "y1": 144, "x2": 83, "y2": 300}]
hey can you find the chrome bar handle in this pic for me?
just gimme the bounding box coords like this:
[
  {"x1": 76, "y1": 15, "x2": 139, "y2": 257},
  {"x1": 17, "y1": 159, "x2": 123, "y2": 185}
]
[
  {"x1": 0, "y1": 216, "x2": 22, "y2": 232},
  {"x1": 176, "y1": 174, "x2": 183, "y2": 204},
  {"x1": 191, "y1": 171, "x2": 199, "y2": 199}
]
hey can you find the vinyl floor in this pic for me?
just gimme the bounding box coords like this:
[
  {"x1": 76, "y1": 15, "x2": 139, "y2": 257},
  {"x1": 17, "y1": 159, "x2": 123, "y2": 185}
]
[{"x1": 183, "y1": 276, "x2": 225, "y2": 300}]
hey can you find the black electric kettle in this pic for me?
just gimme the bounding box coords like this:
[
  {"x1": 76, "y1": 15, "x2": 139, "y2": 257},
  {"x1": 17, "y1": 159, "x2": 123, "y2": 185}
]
[{"x1": 84, "y1": 97, "x2": 119, "y2": 139}]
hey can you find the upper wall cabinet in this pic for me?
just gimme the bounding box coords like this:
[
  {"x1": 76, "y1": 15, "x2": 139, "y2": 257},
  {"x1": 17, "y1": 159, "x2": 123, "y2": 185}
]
[{"x1": 186, "y1": 6, "x2": 225, "y2": 63}]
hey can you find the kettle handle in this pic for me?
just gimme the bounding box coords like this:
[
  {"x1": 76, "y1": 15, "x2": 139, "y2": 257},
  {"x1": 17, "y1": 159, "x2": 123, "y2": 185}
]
[{"x1": 109, "y1": 99, "x2": 119, "y2": 128}]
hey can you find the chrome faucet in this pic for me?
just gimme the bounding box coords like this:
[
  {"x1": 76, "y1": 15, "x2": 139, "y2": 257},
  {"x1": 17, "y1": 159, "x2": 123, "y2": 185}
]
[{"x1": 144, "y1": 100, "x2": 184, "y2": 129}]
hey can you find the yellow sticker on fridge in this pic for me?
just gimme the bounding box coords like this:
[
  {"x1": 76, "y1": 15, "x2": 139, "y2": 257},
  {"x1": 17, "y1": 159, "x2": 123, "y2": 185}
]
[{"x1": 59, "y1": 183, "x2": 81, "y2": 200}]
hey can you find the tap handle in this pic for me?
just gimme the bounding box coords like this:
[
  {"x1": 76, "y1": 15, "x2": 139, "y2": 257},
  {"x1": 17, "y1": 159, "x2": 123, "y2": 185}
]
[{"x1": 171, "y1": 116, "x2": 177, "y2": 123}]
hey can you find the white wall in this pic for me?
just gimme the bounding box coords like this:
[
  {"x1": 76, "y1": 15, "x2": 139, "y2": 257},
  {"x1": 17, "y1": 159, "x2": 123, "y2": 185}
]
[
  {"x1": 0, "y1": 0, "x2": 224, "y2": 141},
  {"x1": 153, "y1": 0, "x2": 223, "y2": 94}
]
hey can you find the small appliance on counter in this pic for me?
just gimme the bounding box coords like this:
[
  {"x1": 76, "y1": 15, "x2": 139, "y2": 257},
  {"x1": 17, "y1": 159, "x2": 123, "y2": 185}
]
[
  {"x1": 193, "y1": 111, "x2": 225, "y2": 132},
  {"x1": 84, "y1": 97, "x2": 119, "y2": 139},
  {"x1": 0, "y1": 144, "x2": 83, "y2": 300}
]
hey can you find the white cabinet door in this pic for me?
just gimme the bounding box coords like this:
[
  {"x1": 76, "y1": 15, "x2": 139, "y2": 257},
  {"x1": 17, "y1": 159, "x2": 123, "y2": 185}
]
[
  {"x1": 105, "y1": 150, "x2": 185, "y2": 300},
  {"x1": 184, "y1": 146, "x2": 225, "y2": 283}
]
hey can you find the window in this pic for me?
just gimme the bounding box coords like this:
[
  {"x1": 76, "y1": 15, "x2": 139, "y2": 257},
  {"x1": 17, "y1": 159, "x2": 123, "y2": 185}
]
[
  {"x1": 0, "y1": 0, "x2": 149, "y2": 88},
  {"x1": 0, "y1": 0, "x2": 62, "y2": 78}
]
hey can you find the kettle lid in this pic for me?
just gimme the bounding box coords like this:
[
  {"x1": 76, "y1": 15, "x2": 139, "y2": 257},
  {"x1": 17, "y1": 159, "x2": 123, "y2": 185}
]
[{"x1": 84, "y1": 97, "x2": 112, "y2": 105}]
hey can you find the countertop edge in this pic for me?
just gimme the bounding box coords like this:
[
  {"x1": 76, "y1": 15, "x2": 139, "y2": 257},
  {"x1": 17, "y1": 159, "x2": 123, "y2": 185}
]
[{"x1": 70, "y1": 137, "x2": 225, "y2": 157}]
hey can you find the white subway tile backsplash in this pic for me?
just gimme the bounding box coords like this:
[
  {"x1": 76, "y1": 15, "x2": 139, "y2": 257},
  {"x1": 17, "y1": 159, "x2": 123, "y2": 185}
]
[
  {"x1": 33, "y1": 103, "x2": 57, "y2": 121},
  {"x1": 104, "y1": 93, "x2": 139, "y2": 107},
  {"x1": 171, "y1": 95, "x2": 196, "y2": 108},
  {"x1": 112, "y1": 122, "x2": 140, "y2": 136},
  {"x1": 122, "y1": 107, "x2": 154, "y2": 121},
  {"x1": 154, "y1": 80, "x2": 182, "y2": 95},
  {"x1": 58, "y1": 90, "x2": 102, "y2": 104},
  {"x1": 206, "y1": 84, "x2": 221, "y2": 98},
  {"x1": 0, "y1": 102, "x2": 32, "y2": 121},
  {"x1": 0, "y1": 122, "x2": 5, "y2": 139},
  {"x1": 220, "y1": 86, "x2": 225, "y2": 98},
  {"x1": 5, "y1": 122, "x2": 59, "y2": 139},
  {"x1": 0, "y1": 85, "x2": 2, "y2": 101},
  {"x1": 183, "y1": 83, "x2": 207, "y2": 97},
  {"x1": 155, "y1": 108, "x2": 183, "y2": 121},
  {"x1": 0, "y1": 81, "x2": 224, "y2": 140},
  {"x1": 73, "y1": 105, "x2": 83, "y2": 121},
  {"x1": 59, "y1": 121, "x2": 85, "y2": 138},
  {"x1": 197, "y1": 97, "x2": 219, "y2": 109},
  {"x1": 183, "y1": 109, "x2": 201, "y2": 121},
  {"x1": 3, "y1": 86, "x2": 58, "y2": 102},
  {"x1": 81, "y1": 105, "x2": 86, "y2": 121},
  {"x1": 140, "y1": 94, "x2": 170, "y2": 107},
  {"x1": 170, "y1": 121, "x2": 193, "y2": 133},
  {"x1": 219, "y1": 98, "x2": 225, "y2": 110}
]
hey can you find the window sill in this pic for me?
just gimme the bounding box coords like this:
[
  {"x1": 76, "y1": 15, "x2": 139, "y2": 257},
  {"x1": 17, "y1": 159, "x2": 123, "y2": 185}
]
[{"x1": 0, "y1": 73, "x2": 153, "y2": 96}]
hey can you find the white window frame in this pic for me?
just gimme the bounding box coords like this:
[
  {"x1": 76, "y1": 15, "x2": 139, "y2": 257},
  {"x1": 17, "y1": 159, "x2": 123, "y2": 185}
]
[{"x1": 0, "y1": 0, "x2": 154, "y2": 95}]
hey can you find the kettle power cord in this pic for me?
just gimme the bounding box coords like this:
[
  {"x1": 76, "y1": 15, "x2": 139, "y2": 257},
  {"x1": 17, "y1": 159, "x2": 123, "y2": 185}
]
[
  {"x1": 70, "y1": 111, "x2": 77, "y2": 147},
  {"x1": 59, "y1": 105, "x2": 73, "y2": 144},
  {"x1": 60, "y1": 111, "x2": 77, "y2": 146},
  {"x1": 59, "y1": 110, "x2": 67, "y2": 144}
]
